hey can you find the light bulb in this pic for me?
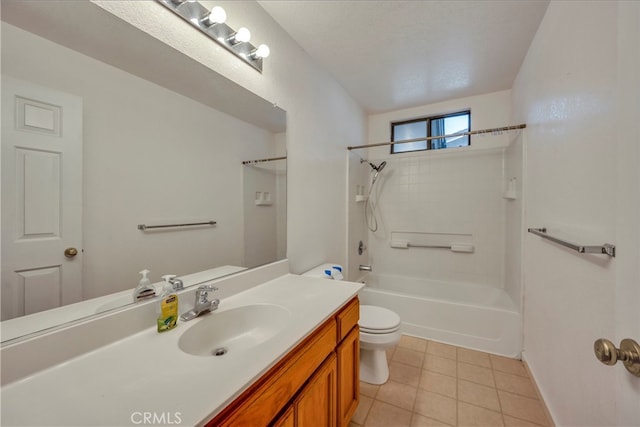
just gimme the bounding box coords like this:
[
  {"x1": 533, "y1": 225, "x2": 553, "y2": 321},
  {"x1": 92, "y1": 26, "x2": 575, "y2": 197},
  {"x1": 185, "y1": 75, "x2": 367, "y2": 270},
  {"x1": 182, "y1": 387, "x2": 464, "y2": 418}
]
[
  {"x1": 207, "y1": 6, "x2": 226, "y2": 25},
  {"x1": 234, "y1": 27, "x2": 251, "y2": 43},
  {"x1": 252, "y1": 44, "x2": 270, "y2": 59}
]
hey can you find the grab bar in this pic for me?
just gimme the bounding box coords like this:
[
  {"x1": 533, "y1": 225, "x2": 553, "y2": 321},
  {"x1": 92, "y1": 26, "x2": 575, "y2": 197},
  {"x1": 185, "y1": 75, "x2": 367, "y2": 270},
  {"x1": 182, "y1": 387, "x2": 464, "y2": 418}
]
[
  {"x1": 137, "y1": 220, "x2": 216, "y2": 231},
  {"x1": 391, "y1": 240, "x2": 474, "y2": 252},
  {"x1": 527, "y1": 228, "x2": 615, "y2": 257}
]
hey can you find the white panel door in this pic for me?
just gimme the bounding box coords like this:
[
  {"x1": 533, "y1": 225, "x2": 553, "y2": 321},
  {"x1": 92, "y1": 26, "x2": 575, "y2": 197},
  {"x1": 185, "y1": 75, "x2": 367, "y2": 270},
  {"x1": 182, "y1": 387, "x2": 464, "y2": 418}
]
[
  {"x1": 1, "y1": 76, "x2": 83, "y2": 321},
  {"x1": 614, "y1": 3, "x2": 640, "y2": 422}
]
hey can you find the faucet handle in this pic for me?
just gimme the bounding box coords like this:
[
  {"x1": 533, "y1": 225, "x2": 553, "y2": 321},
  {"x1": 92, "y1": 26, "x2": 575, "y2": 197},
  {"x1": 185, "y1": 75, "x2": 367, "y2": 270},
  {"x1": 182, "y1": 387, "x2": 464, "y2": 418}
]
[
  {"x1": 198, "y1": 285, "x2": 218, "y2": 292},
  {"x1": 161, "y1": 274, "x2": 184, "y2": 290},
  {"x1": 196, "y1": 285, "x2": 218, "y2": 300}
]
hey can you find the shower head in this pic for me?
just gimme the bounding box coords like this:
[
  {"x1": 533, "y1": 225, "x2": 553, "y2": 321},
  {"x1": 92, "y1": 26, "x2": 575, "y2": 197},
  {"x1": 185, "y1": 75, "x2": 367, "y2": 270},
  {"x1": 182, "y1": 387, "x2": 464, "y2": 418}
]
[{"x1": 361, "y1": 159, "x2": 387, "y2": 172}]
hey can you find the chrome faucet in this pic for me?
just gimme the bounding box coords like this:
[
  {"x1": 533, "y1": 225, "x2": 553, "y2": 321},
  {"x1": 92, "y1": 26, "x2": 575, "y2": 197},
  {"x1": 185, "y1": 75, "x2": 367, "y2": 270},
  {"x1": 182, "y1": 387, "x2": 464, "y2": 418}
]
[
  {"x1": 180, "y1": 285, "x2": 219, "y2": 321},
  {"x1": 359, "y1": 264, "x2": 372, "y2": 272},
  {"x1": 169, "y1": 278, "x2": 183, "y2": 290},
  {"x1": 162, "y1": 274, "x2": 184, "y2": 291}
]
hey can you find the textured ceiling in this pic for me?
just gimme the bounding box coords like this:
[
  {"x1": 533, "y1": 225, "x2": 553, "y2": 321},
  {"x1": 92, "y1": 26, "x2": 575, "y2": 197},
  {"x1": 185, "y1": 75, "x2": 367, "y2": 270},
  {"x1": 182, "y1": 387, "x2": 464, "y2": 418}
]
[{"x1": 259, "y1": 0, "x2": 550, "y2": 113}]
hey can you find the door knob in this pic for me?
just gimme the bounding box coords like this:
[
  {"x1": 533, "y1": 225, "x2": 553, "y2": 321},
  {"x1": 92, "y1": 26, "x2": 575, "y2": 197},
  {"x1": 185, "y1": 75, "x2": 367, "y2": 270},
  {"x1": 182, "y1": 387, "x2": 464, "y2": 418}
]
[
  {"x1": 594, "y1": 338, "x2": 640, "y2": 377},
  {"x1": 64, "y1": 247, "x2": 78, "y2": 258}
]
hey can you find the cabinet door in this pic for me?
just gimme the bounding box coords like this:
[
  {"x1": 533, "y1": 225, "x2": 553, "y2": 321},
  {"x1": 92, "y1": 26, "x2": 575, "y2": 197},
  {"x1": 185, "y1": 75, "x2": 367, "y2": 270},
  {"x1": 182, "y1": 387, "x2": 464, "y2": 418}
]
[
  {"x1": 337, "y1": 326, "x2": 360, "y2": 427},
  {"x1": 273, "y1": 406, "x2": 295, "y2": 427},
  {"x1": 295, "y1": 353, "x2": 337, "y2": 427}
]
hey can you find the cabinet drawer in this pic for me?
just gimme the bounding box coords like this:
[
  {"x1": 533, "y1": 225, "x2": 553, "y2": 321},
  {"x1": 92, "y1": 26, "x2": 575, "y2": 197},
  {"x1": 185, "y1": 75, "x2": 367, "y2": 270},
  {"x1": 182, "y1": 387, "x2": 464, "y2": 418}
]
[{"x1": 336, "y1": 297, "x2": 359, "y2": 342}]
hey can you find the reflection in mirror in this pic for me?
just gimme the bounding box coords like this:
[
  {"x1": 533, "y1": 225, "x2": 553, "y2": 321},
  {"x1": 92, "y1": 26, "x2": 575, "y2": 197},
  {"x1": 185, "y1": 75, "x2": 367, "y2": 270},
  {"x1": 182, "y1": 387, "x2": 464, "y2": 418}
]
[
  {"x1": 243, "y1": 155, "x2": 287, "y2": 268},
  {"x1": 0, "y1": 1, "x2": 286, "y2": 343}
]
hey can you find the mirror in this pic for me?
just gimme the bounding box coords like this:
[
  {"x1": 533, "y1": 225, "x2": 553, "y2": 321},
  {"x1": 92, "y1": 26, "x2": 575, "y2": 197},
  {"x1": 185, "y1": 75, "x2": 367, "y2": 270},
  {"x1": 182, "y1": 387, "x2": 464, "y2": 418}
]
[{"x1": 1, "y1": 1, "x2": 286, "y2": 342}]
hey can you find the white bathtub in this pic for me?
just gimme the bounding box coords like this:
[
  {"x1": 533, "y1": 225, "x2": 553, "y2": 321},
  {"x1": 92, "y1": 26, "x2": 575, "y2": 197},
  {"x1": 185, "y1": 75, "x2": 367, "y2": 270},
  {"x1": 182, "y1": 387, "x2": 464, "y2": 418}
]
[{"x1": 357, "y1": 274, "x2": 522, "y2": 357}]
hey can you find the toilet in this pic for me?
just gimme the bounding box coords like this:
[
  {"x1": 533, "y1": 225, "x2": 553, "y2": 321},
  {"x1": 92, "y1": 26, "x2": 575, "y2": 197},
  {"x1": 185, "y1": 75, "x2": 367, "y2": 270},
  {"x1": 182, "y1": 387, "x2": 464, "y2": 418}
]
[{"x1": 302, "y1": 264, "x2": 401, "y2": 385}]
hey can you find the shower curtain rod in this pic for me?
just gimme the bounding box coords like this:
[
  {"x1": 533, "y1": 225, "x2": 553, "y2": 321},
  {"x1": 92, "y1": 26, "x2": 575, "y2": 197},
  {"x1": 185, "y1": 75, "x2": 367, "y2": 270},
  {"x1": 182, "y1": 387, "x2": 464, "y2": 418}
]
[
  {"x1": 242, "y1": 156, "x2": 287, "y2": 165},
  {"x1": 347, "y1": 124, "x2": 526, "y2": 151}
]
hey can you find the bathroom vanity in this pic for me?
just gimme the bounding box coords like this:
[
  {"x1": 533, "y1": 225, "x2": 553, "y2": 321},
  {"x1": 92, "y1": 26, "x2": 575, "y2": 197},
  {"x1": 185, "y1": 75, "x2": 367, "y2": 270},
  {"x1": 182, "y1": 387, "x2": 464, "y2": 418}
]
[
  {"x1": 0, "y1": 261, "x2": 364, "y2": 426},
  {"x1": 210, "y1": 297, "x2": 360, "y2": 426}
]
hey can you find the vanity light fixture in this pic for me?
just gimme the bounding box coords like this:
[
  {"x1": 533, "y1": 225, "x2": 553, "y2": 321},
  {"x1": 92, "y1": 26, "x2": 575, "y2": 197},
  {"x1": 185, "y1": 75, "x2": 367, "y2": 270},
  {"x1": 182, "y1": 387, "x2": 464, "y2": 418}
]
[
  {"x1": 156, "y1": 0, "x2": 269, "y2": 72},
  {"x1": 204, "y1": 6, "x2": 226, "y2": 26},
  {"x1": 250, "y1": 44, "x2": 271, "y2": 60},
  {"x1": 227, "y1": 27, "x2": 251, "y2": 45}
]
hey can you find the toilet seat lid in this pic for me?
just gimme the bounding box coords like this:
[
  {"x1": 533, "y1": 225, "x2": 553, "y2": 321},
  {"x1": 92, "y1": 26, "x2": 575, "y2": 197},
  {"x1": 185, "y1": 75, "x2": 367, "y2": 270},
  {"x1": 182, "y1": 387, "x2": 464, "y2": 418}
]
[{"x1": 359, "y1": 305, "x2": 401, "y2": 332}]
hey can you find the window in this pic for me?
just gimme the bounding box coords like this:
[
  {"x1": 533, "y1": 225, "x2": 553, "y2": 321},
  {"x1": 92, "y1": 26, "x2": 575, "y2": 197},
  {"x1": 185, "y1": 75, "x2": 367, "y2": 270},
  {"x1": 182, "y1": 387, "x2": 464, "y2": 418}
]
[{"x1": 391, "y1": 110, "x2": 470, "y2": 154}]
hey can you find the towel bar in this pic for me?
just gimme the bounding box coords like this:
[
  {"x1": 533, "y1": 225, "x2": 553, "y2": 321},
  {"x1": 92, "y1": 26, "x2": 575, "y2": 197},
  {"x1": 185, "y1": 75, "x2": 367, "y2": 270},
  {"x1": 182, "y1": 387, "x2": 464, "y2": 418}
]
[
  {"x1": 527, "y1": 228, "x2": 615, "y2": 257},
  {"x1": 138, "y1": 221, "x2": 216, "y2": 231}
]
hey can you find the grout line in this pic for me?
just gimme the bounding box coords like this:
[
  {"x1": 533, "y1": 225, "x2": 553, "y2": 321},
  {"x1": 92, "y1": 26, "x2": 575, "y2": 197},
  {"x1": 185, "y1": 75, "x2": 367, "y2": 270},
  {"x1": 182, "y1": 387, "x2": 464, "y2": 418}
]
[{"x1": 492, "y1": 364, "x2": 507, "y2": 427}]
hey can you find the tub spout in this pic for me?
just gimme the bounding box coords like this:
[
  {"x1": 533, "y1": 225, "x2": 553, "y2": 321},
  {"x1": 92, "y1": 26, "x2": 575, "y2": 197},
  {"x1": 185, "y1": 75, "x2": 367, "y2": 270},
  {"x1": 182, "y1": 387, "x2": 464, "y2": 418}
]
[{"x1": 359, "y1": 265, "x2": 372, "y2": 272}]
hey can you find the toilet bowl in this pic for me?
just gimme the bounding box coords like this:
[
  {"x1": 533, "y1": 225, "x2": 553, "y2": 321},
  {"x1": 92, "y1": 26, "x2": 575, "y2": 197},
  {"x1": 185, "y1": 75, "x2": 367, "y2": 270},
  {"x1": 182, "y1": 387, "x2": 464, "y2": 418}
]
[
  {"x1": 359, "y1": 305, "x2": 401, "y2": 384},
  {"x1": 302, "y1": 264, "x2": 401, "y2": 385}
]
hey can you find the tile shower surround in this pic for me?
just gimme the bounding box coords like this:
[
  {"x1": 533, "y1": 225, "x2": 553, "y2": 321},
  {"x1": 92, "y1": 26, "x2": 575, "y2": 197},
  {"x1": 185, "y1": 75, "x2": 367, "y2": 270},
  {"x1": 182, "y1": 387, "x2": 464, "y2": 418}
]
[{"x1": 368, "y1": 150, "x2": 507, "y2": 288}]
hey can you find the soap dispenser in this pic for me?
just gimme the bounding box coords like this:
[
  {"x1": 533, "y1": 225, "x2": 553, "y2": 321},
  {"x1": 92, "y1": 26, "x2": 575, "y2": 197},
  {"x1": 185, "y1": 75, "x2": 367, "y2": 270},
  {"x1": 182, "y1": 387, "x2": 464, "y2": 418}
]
[
  {"x1": 157, "y1": 276, "x2": 179, "y2": 333},
  {"x1": 133, "y1": 269, "x2": 156, "y2": 302}
]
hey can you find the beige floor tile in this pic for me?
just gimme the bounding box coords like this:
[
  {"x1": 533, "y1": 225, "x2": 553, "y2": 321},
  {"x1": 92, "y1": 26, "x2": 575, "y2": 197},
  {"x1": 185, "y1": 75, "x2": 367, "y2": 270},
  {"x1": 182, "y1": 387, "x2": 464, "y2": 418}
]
[
  {"x1": 427, "y1": 341, "x2": 457, "y2": 360},
  {"x1": 457, "y1": 362, "x2": 495, "y2": 387},
  {"x1": 387, "y1": 345, "x2": 398, "y2": 361},
  {"x1": 458, "y1": 402, "x2": 504, "y2": 426},
  {"x1": 389, "y1": 362, "x2": 422, "y2": 387},
  {"x1": 457, "y1": 348, "x2": 491, "y2": 368},
  {"x1": 419, "y1": 370, "x2": 456, "y2": 398},
  {"x1": 360, "y1": 381, "x2": 380, "y2": 398},
  {"x1": 399, "y1": 335, "x2": 428, "y2": 353},
  {"x1": 356, "y1": 343, "x2": 553, "y2": 427},
  {"x1": 410, "y1": 413, "x2": 453, "y2": 426},
  {"x1": 490, "y1": 355, "x2": 528, "y2": 377},
  {"x1": 364, "y1": 400, "x2": 412, "y2": 427},
  {"x1": 494, "y1": 371, "x2": 537, "y2": 398},
  {"x1": 498, "y1": 390, "x2": 550, "y2": 426},
  {"x1": 424, "y1": 355, "x2": 457, "y2": 377},
  {"x1": 414, "y1": 389, "x2": 457, "y2": 426},
  {"x1": 351, "y1": 395, "x2": 374, "y2": 425},
  {"x1": 458, "y1": 380, "x2": 500, "y2": 411},
  {"x1": 376, "y1": 381, "x2": 418, "y2": 411},
  {"x1": 503, "y1": 414, "x2": 547, "y2": 427},
  {"x1": 394, "y1": 347, "x2": 426, "y2": 368}
]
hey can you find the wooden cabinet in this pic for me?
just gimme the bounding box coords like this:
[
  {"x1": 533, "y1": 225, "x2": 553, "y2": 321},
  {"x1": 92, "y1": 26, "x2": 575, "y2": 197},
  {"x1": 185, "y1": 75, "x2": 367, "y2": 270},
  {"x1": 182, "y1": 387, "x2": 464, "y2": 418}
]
[
  {"x1": 272, "y1": 407, "x2": 294, "y2": 427},
  {"x1": 337, "y1": 327, "x2": 359, "y2": 427},
  {"x1": 207, "y1": 297, "x2": 359, "y2": 427},
  {"x1": 294, "y1": 353, "x2": 337, "y2": 427}
]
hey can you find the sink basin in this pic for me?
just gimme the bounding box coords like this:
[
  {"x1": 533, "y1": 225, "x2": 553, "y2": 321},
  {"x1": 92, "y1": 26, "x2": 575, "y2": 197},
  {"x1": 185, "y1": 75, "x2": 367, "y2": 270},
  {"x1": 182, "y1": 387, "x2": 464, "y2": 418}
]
[{"x1": 178, "y1": 304, "x2": 291, "y2": 357}]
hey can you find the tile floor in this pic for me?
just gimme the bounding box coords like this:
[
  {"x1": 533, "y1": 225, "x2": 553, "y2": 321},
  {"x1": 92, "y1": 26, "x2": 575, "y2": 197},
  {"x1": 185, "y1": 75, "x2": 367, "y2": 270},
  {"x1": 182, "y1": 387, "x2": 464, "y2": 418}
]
[{"x1": 350, "y1": 336, "x2": 553, "y2": 427}]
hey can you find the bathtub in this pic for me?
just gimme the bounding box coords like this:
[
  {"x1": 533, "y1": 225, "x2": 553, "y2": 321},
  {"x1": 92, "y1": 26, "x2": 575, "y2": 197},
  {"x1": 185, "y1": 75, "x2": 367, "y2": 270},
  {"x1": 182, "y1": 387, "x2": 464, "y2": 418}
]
[{"x1": 357, "y1": 274, "x2": 522, "y2": 357}]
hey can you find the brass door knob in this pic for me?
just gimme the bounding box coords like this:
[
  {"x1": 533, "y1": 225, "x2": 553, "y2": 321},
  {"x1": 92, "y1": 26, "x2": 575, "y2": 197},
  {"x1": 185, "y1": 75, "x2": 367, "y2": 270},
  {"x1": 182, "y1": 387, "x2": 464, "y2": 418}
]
[
  {"x1": 594, "y1": 338, "x2": 640, "y2": 377},
  {"x1": 64, "y1": 247, "x2": 78, "y2": 258}
]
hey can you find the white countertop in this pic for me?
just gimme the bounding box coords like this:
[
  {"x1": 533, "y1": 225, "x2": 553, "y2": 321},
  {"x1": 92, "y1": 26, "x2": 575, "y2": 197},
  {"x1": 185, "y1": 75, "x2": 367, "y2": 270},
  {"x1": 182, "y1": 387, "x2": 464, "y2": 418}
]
[{"x1": 1, "y1": 274, "x2": 363, "y2": 427}]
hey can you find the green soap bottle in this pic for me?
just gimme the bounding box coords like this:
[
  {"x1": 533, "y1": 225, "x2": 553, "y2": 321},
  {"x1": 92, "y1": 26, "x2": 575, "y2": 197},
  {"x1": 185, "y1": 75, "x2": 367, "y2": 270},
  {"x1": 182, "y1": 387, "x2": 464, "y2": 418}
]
[{"x1": 157, "y1": 280, "x2": 178, "y2": 333}]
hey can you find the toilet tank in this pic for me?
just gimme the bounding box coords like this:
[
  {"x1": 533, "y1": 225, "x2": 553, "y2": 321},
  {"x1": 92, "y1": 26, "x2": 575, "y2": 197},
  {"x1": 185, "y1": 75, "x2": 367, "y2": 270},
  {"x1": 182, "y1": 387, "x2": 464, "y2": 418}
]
[{"x1": 302, "y1": 263, "x2": 344, "y2": 280}]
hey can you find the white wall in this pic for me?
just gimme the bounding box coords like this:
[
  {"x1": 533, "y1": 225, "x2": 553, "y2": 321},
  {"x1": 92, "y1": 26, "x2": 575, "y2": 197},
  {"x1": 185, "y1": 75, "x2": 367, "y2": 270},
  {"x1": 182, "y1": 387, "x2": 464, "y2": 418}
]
[
  {"x1": 347, "y1": 151, "x2": 371, "y2": 281},
  {"x1": 94, "y1": 1, "x2": 367, "y2": 275},
  {"x1": 513, "y1": 1, "x2": 639, "y2": 425},
  {"x1": 2, "y1": 23, "x2": 278, "y2": 298},
  {"x1": 504, "y1": 133, "x2": 524, "y2": 306},
  {"x1": 363, "y1": 91, "x2": 518, "y2": 288}
]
